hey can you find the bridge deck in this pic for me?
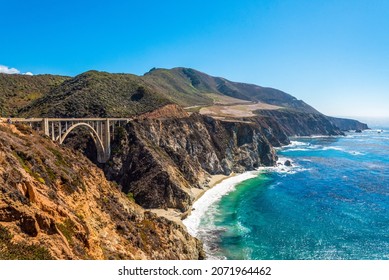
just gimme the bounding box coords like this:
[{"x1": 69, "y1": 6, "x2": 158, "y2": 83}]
[{"x1": 10, "y1": 117, "x2": 131, "y2": 122}]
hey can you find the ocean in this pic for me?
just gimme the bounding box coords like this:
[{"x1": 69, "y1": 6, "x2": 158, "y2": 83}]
[{"x1": 183, "y1": 126, "x2": 389, "y2": 260}]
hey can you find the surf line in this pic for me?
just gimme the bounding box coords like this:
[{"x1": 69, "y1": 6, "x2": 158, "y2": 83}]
[
  {"x1": 183, "y1": 171, "x2": 258, "y2": 236},
  {"x1": 183, "y1": 155, "x2": 299, "y2": 236}
]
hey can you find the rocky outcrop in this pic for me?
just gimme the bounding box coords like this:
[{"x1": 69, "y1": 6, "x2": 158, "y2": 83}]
[
  {"x1": 326, "y1": 116, "x2": 369, "y2": 131},
  {"x1": 256, "y1": 110, "x2": 344, "y2": 136},
  {"x1": 0, "y1": 123, "x2": 204, "y2": 260},
  {"x1": 256, "y1": 109, "x2": 368, "y2": 135},
  {"x1": 104, "y1": 113, "x2": 287, "y2": 212}
]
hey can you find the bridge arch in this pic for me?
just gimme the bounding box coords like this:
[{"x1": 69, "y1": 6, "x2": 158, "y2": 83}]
[
  {"x1": 59, "y1": 122, "x2": 106, "y2": 162},
  {"x1": 10, "y1": 117, "x2": 131, "y2": 163}
]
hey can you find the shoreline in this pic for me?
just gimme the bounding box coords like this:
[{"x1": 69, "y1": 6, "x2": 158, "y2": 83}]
[
  {"x1": 182, "y1": 171, "x2": 260, "y2": 237},
  {"x1": 150, "y1": 158, "x2": 292, "y2": 230},
  {"x1": 149, "y1": 173, "x2": 238, "y2": 227}
]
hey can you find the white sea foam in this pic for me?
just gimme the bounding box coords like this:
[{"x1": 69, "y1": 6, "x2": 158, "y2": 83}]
[
  {"x1": 284, "y1": 143, "x2": 365, "y2": 156},
  {"x1": 183, "y1": 155, "x2": 310, "y2": 240},
  {"x1": 322, "y1": 146, "x2": 344, "y2": 151},
  {"x1": 322, "y1": 146, "x2": 365, "y2": 156},
  {"x1": 284, "y1": 138, "x2": 366, "y2": 156},
  {"x1": 283, "y1": 141, "x2": 322, "y2": 152},
  {"x1": 260, "y1": 156, "x2": 310, "y2": 175},
  {"x1": 275, "y1": 141, "x2": 310, "y2": 151},
  {"x1": 286, "y1": 141, "x2": 309, "y2": 147},
  {"x1": 285, "y1": 147, "x2": 311, "y2": 152},
  {"x1": 237, "y1": 221, "x2": 251, "y2": 234},
  {"x1": 366, "y1": 129, "x2": 385, "y2": 134},
  {"x1": 293, "y1": 135, "x2": 338, "y2": 139},
  {"x1": 183, "y1": 171, "x2": 258, "y2": 236}
]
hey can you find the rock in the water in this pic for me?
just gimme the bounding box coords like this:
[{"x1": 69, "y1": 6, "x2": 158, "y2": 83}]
[{"x1": 284, "y1": 160, "x2": 292, "y2": 166}]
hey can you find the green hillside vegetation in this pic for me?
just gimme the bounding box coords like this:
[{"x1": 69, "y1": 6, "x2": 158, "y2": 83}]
[
  {"x1": 20, "y1": 71, "x2": 171, "y2": 117},
  {"x1": 145, "y1": 67, "x2": 319, "y2": 113},
  {"x1": 142, "y1": 68, "x2": 214, "y2": 106},
  {"x1": 0, "y1": 74, "x2": 69, "y2": 116},
  {"x1": 15, "y1": 67, "x2": 323, "y2": 118},
  {"x1": 2, "y1": 67, "x2": 367, "y2": 133}
]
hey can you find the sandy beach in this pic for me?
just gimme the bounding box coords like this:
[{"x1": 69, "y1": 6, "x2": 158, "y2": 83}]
[{"x1": 149, "y1": 173, "x2": 237, "y2": 226}]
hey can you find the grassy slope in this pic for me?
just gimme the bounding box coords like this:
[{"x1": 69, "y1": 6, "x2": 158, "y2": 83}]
[
  {"x1": 19, "y1": 67, "x2": 319, "y2": 118},
  {"x1": 145, "y1": 68, "x2": 367, "y2": 130},
  {"x1": 142, "y1": 68, "x2": 214, "y2": 107},
  {"x1": 145, "y1": 67, "x2": 320, "y2": 113},
  {"x1": 20, "y1": 71, "x2": 172, "y2": 117},
  {"x1": 19, "y1": 69, "x2": 215, "y2": 118},
  {"x1": 0, "y1": 74, "x2": 70, "y2": 116},
  {"x1": 3, "y1": 67, "x2": 362, "y2": 129}
]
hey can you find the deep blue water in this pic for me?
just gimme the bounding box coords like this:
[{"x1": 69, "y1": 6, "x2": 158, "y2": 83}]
[{"x1": 196, "y1": 127, "x2": 389, "y2": 259}]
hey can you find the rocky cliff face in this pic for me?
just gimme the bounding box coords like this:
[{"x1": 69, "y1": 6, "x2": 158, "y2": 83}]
[
  {"x1": 0, "y1": 122, "x2": 204, "y2": 260},
  {"x1": 327, "y1": 116, "x2": 369, "y2": 131},
  {"x1": 256, "y1": 110, "x2": 344, "y2": 136},
  {"x1": 103, "y1": 112, "x2": 288, "y2": 212}
]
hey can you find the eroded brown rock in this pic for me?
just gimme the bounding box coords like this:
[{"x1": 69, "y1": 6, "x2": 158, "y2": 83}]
[
  {"x1": 0, "y1": 123, "x2": 204, "y2": 260},
  {"x1": 104, "y1": 113, "x2": 286, "y2": 211}
]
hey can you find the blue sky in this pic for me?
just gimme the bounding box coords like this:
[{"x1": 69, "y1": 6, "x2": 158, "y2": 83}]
[{"x1": 1, "y1": 0, "x2": 389, "y2": 117}]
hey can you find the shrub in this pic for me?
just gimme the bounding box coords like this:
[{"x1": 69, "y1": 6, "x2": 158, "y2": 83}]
[{"x1": 0, "y1": 225, "x2": 53, "y2": 260}]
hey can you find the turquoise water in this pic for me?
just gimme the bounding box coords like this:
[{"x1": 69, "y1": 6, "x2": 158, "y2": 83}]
[{"x1": 196, "y1": 127, "x2": 389, "y2": 259}]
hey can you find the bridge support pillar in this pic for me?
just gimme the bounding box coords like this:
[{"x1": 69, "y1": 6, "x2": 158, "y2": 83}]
[
  {"x1": 42, "y1": 118, "x2": 49, "y2": 136},
  {"x1": 96, "y1": 119, "x2": 111, "y2": 163}
]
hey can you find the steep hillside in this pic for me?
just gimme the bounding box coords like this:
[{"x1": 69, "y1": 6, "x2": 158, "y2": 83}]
[
  {"x1": 145, "y1": 68, "x2": 368, "y2": 131},
  {"x1": 13, "y1": 67, "x2": 367, "y2": 132},
  {"x1": 144, "y1": 67, "x2": 319, "y2": 113},
  {"x1": 0, "y1": 121, "x2": 204, "y2": 260},
  {"x1": 0, "y1": 74, "x2": 69, "y2": 116},
  {"x1": 19, "y1": 67, "x2": 320, "y2": 117},
  {"x1": 256, "y1": 109, "x2": 344, "y2": 136},
  {"x1": 327, "y1": 116, "x2": 369, "y2": 131},
  {"x1": 142, "y1": 68, "x2": 214, "y2": 106},
  {"x1": 20, "y1": 71, "x2": 171, "y2": 118}
]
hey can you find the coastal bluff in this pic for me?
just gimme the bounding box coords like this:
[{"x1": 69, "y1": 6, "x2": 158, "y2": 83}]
[{"x1": 103, "y1": 111, "x2": 289, "y2": 212}]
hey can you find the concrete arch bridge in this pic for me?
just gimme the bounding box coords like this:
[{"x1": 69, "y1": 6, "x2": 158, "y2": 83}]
[{"x1": 10, "y1": 118, "x2": 130, "y2": 163}]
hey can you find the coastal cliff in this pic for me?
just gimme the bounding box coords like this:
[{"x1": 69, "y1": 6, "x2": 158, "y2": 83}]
[
  {"x1": 327, "y1": 116, "x2": 369, "y2": 131},
  {"x1": 256, "y1": 109, "x2": 344, "y2": 136},
  {"x1": 103, "y1": 109, "x2": 288, "y2": 212},
  {"x1": 0, "y1": 122, "x2": 204, "y2": 260}
]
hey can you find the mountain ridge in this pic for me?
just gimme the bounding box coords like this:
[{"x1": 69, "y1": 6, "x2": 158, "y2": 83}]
[
  {"x1": 145, "y1": 67, "x2": 320, "y2": 113},
  {"x1": 0, "y1": 67, "x2": 368, "y2": 131}
]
